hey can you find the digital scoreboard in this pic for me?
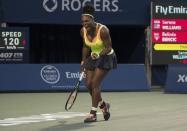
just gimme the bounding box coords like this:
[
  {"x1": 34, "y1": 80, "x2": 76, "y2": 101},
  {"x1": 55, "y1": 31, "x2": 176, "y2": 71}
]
[
  {"x1": 0, "y1": 27, "x2": 29, "y2": 63},
  {"x1": 151, "y1": 2, "x2": 187, "y2": 65}
]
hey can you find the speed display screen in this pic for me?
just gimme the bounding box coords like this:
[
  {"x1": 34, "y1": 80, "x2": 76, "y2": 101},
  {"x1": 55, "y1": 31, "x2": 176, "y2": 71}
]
[
  {"x1": 0, "y1": 27, "x2": 29, "y2": 63},
  {"x1": 151, "y1": 2, "x2": 187, "y2": 65}
]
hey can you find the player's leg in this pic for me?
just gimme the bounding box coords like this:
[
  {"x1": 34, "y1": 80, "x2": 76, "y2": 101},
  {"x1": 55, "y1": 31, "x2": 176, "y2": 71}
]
[
  {"x1": 84, "y1": 68, "x2": 109, "y2": 122},
  {"x1": 85, "y1": 70, "x2": 94, "y2": 96},
  {"x1": 84, "y1": 70, "x2": 98, "y2": 123},
  {"x1": 91, "y1": 68, "x2": 108, "y2": 108},
  {"x1": 84, "y1": 69, "x2": 95, "y2": 112},
  {"x1": 92, "y1": 68, "x2": 110, "y2": 121}
]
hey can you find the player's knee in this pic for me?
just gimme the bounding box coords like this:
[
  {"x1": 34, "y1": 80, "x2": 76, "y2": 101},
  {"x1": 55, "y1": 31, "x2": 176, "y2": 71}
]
[
  {"x1": 91, "y1": 81, "x2": 99, "y2": 89},
  {"x1": 85, "y1": 80, "x2": 92, "y2": 89},
  {"x1": 86, "y1": 79, "x2": 100, "y2": 89}
]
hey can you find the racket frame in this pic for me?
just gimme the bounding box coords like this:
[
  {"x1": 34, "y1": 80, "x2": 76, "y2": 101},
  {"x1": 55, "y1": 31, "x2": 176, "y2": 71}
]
[{"x1": 65, "y1": 71, "x2": 85, "y2": 111}]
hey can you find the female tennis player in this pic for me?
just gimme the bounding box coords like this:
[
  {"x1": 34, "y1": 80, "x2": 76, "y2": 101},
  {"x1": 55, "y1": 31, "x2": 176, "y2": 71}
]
[{"x1": 80, "y1": 4, "x2": 117, "y2": 123}]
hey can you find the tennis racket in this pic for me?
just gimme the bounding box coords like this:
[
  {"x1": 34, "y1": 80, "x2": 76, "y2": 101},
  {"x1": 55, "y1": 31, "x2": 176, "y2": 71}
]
[{"x1": 65, "y1": 70, "x2": 85, "y2": 111}]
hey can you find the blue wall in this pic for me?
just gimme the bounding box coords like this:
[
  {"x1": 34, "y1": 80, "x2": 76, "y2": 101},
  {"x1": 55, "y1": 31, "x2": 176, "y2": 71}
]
[
  {"x1": 165, "y1": 65, "x2": 187, "y2": 93},
  {"x1": 0, "y1": 64, "x2": 150, "y2": 92},
  {"x1": 1, "y1": 0, "x2": 150, "y2": 25}
]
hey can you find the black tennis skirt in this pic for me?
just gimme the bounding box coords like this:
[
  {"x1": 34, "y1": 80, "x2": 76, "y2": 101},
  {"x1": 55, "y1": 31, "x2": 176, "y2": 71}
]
[{"x1": 83, "y1": 52, "x2": 117, "y2": 71}]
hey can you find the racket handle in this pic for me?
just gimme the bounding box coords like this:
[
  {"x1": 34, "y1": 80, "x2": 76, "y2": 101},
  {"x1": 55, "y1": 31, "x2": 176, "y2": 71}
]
[{"x1": 79, "y1": 71, "x2": 85, "y2": 81}]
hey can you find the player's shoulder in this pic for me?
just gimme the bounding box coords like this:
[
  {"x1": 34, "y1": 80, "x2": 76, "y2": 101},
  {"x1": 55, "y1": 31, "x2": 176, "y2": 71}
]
[
  {"x1": 97, "y1": 23, "x2": 109, "y2": 34},
  {"x1": 97, "y1": 23, "x2": 108, "y2": 28}
]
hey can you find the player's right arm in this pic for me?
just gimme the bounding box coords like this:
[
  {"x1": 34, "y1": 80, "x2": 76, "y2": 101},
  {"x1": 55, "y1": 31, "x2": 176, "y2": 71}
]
[{"x1": 80, "y1": 28, "x2": 90, "y2": 66}]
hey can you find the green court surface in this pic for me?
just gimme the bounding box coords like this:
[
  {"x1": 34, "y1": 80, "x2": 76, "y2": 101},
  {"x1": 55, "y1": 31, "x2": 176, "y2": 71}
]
[{"x1": 0, "y1": 91, "x2": 187, "y2": 131}]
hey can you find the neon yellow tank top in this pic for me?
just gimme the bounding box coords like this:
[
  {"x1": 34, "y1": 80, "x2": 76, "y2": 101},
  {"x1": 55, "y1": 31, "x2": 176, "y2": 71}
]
[{"x1": 83, "y1": 23, "x2": 105, "y2": 55}]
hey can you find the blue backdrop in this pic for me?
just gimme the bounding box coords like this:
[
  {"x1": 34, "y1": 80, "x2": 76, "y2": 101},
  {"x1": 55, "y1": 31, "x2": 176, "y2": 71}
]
[
  {"x1": 165, "y1": 65, "x2": 187, "y2": 93},
  {"x1": 0, "y1": 0, "x2": 150, "y2": 25},
  {"x1": 0, "y1": 64, "x2": 150, "y2": 92}
]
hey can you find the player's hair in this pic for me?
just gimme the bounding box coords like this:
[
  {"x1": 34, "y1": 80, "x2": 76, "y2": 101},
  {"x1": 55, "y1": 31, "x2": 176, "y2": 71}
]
[{"x1": 82, "y1": 3, "x2": 94, "y2": 18}]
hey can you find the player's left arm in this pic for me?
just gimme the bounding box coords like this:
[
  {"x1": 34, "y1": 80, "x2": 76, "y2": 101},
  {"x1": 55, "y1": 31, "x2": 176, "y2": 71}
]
[{"x1": 99, "y1": 26, "x2": 112, "y2": 56}]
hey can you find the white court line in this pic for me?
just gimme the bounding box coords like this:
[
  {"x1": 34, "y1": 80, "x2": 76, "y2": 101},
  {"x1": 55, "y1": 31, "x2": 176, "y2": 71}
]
[{"x1": 0, "y1": 112, "x2": 101, "y2": 126}]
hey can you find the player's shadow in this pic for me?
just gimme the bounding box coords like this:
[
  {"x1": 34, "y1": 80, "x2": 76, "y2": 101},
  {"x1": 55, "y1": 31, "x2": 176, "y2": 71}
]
[{"x1": 41, "y1": 121, "x2": 95, "y2": 131}]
